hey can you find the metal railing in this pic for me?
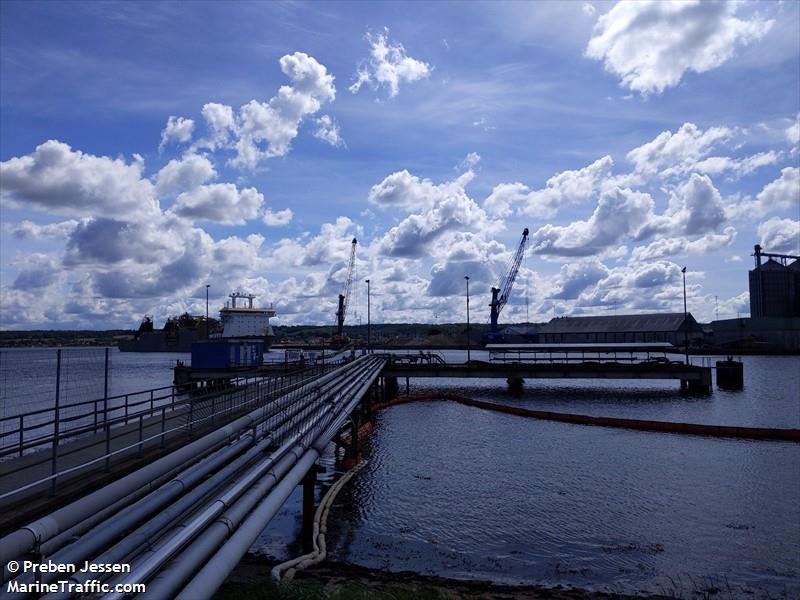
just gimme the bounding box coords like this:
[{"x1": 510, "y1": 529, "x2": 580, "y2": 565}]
[
  {"x1": 487, "y1": 350, "x2": 675, "y2": 364},
  {"x1": 0, "y1": 363, "x2": 341, "y2": 498}
]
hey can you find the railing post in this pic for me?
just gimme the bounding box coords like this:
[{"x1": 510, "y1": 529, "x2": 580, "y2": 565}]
[
  {"x1": 50, "y1": 349, "x2": 62, "y2": 497},
  {"x1": 105, "y1": 423, "x2": 111, "y2": 472},
  {"x1": 161, "y1": 406, "x2": 167, "y2": 448},
  {"x1": 138, "y1": 414, "x2": 144, "y2": 457},
  {"x1": 188, "y1": 401, "x2": 193, "y2": 437},
  {"x1": 150, "y1": 389, "x2": 154, "y2": 414},
  {"x1": 103, "y1": 347, "x2": 110, "y2": 428},
  {"x1": 124, "y1": 394, "x2": 129, "y2": 424},
  {"x1": 19, "y1": 415, "x2": 24, "y2": 457},
  {"x1": 211, "y1": 397, "x2": 216, "y2": 424}
]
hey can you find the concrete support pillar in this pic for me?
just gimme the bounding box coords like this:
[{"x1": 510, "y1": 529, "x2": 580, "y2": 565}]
[
  {"x1": 405, "y1": 376, "x2": 410, "y2": 396},
  {"x1": 716, "y1": 359, "x2": 743, "y2": 390},
  {"x1": 507, "y1": 377, "x2": 524, "y2": 394}
]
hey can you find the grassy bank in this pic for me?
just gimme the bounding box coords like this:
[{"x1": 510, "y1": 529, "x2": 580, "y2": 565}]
[{"x1": 214, "y1": 558, "x2": 672, "y2": 600}]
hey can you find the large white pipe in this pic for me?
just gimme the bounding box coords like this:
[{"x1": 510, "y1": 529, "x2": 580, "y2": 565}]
[
  {"x1": 43, "y1": 398, "x2": 328, "y2": 600},
  {"x1": 120, "y1": 358, "x2": 382, "y2": 600},
  {"x1": 173, "y1": 360, "x2": 382, "y2": 600},
  {"x1": 42, "y1": 360, "x2": 374, "y2": 600},
  {"x1": 0, "y1": 359, "x2": 361, "y2": 565},
  {"x1": 1, "y1": 436, "x2": 254, "y2": 599},
  {"x1": 101, "y1": 357, "x2": 380, "y2": 600}
]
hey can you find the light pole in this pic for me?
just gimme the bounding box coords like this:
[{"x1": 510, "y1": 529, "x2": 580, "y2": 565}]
[
  {"x1": 365, "y1": 279, "x2": 371, "y2": 353},
  {"x1": 681, "y1": 267, "x2": 688, "y2": 365},
  {"x1": 205, "y1": 284, "x2": 210, "y2": 338},
  {"x1": 464, "y1": 275, "x2": 471, "y2": 364}
]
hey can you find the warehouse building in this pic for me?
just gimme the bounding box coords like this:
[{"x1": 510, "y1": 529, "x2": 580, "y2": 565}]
[{"x1": 539, "y1": 313, "x2": 702, "y2": 345}]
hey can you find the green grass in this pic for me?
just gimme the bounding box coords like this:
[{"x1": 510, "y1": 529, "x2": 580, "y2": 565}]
[{"x1": 214, "y1": 579, "x2": 448, "y2": 600}]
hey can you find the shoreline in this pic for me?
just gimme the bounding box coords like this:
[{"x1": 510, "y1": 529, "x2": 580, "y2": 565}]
[{"x1": 215, "y1": 556, "x2": 673, "y2": 599}]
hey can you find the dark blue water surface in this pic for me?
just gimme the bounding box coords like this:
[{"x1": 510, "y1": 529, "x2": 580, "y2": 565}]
[
  {"x1": 320, "y1": 402, "x2": 799, "y2": 597},
  {"x1": 255, "y1": 353, "x2": 800, "y2": 599}
]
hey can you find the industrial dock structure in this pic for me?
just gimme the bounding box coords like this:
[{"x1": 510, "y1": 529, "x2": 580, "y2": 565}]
[{"x1": 2, "y1": 343, "x2": 792, "y2": 600}]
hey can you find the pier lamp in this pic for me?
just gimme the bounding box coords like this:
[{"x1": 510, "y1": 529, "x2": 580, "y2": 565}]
[
  {"x1": 681, "y1": 267, "x2": 688, "y2": 365},
  {"x1": 365, "y1": 279, "x2": 371, "y2": 353},
  {"x1": 205, "y1": 284, "x2": 210, "y2": 338},
  {"x1": 465, "y1": 276, "x2": 471, "y2": 364}
]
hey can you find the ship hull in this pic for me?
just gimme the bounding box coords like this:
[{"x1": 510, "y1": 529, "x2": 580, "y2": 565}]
[{"x1": 120, "y1": 330, "x2": 273, "y2": 352}]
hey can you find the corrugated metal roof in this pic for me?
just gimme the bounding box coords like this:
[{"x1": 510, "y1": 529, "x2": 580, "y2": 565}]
[{"x1": 540, "y1": 313, "x2": 693, "y2": 334}]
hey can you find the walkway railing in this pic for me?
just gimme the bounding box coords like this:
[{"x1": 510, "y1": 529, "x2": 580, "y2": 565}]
[{"x1": 0, "y1": 363, "x2": 341, "y2": 499}]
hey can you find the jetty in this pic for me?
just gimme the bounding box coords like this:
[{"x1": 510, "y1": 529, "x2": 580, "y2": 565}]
[{"x1": 0, "y1": 345, "x2": 746, "y2": 600}]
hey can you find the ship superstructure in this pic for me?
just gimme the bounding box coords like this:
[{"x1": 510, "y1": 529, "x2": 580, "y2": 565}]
[
  {"x1": 188, "y1": 291, "x2": 277, "y2": 371},
  {"x1": 216, "y1": 292, "x2": 276, "y2": 340}
]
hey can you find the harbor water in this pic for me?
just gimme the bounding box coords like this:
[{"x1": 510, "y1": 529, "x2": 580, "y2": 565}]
[
  {"x1": 256, "y1": 351, "x2": 800, "y2": 598},
  {"x1": 1, "y1": 348, "x2": 798, "y2": 597}
]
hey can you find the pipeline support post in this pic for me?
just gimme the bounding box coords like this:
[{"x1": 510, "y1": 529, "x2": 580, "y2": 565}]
[
  {"x1": 301, "y1": 469, "x2": 316, "y2": 554},
  {"x1": 385, "y1": 376, "x2": 398, "y2": 400},
  {"x1": 350, "y1": 411, "x2": 361, "y2": 456}
]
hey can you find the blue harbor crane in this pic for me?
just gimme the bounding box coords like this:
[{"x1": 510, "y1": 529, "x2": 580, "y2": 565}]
[
  {"x1": 334, "y1": 238, "x2": 358, "y2": 341},
  {"x1": 487, "y1": 227, "x2": 529, "y2": 342}
]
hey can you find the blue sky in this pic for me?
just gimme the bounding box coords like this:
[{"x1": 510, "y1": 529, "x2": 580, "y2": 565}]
[{"x1": 1, "y1": 0, "x2": 798, "y2": 329}]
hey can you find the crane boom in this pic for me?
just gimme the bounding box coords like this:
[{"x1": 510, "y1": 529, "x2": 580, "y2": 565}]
[
  {"x1": 488, "y1": 228, "x2": 528, "y2": 340},
  {"x1": 335, "y1": 238, "x2": 358, "y2": 337}
]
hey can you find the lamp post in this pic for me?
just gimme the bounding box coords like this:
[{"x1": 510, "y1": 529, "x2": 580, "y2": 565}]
[
  {"x1": 464, "y1": 275, "x2": 471, "y2": 364},
  {"x1": 365, "y1": 279, "x2": 371, "y2": 353},
  {"x1": 205, "y1": 284, "x2": 210, "y2": 338},
  {"x1": 681, "y1": 267, "x2": 688, "y2": 365}
]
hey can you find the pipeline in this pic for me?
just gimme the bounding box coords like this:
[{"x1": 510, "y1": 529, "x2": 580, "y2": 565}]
[
  {"x1": 172, "y1": 357, "x2": 383, "y2": 600},
  {"x1": 1, "y1": 436, "x2": 255, "y2": 599},
  {"x1": 0, "y1": 357, "x2": 370, "y2": 567},
  {"x1": 104, "y1": 409, "x2": 337, "y2": 600},
  {"x1": 377, "y1": 394, "x2": 800, "y2": 442},
  {"x1": 132, "y1": 357, "x2": 383, "y2": 600},
  {"x1": 43, "y1": 358, "x2": 382, "y2": 600}
]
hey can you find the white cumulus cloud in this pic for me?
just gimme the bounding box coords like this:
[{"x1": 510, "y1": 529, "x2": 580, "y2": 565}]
[
  {"x1": 170, "y1": 183, "x2": 264, "y2": 225},
  {"x1": 8, "y1": 219, "x2": 79, "y2": 240},
  {"x1": 485, "y1": 155, "x2": 614, "y2": 218},
  {"x1": 626, "y1": 122, "x2": 733, "y2": 176},
  {"x1": 231, "y1": 52, "x2": 336, "y2": 169},
  {"x1": 0, "y1": 140, "x2": 159, "y2": 219},
  {"x1": 375, "y1": 171, "x2": 497, "y2": 258},
  {"x1": 154, "y1": 153, "x2": 217, "y2": 197},
  {"x1": 757, "y1": 217, "x2": 800, "y2": 254},
  {"x1": 586, "y1": 0, "x2": 773, "y2": 95},
  {"x1": 313, "y1": 115, "x2": 344, "y2": 147},
  {"x1": 350, "y1": 29, "x2": 432, "y2": 98},
  {"x1": 530, "y1": 187, "x2": 654, "y2": 256},
  {"x1": 159, "y1": 116, "x2": 195, "y2": 152},
  {"x1": 262, "y1": 208, "x2": 294, "y2": 227}
]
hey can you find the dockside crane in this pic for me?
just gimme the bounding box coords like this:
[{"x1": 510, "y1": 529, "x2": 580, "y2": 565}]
[
  {"x1": 335, "y1": 238, "x2": 358, "y2": 339},
  {"x1": 487, "y1": 227, "x2": 529, "y2": 342}
]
